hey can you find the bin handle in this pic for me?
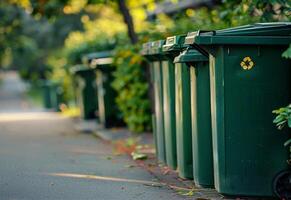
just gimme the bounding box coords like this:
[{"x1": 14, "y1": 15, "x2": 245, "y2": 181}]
[{"x1": 196, "y1": 30, "x2": 216, "y2": 36}]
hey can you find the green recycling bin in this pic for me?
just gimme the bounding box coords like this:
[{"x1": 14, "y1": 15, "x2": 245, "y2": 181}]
[
  {"x1": 142, "y1": 40, "x2": 167, "y2": 164},
  {"x1": 185, "y1": 23, "x2": 291, "y2": 196},
  {"x1": 161, "y1": 35, "x2": 187, "y2": 170},
  {"x1": 141, "y1": 42, "x2": 159, "y2": 162},
  {"x1": 175, "y1": 48, "x2": 214, "y2": 187},
  {"x1": 170, "y1": 46, "x2": 193, "y2": 179},
  {"x1": 41, "y1": 80, "x2": 63, "y2": 111},
  {"x1": 71, "y1": 65, "x2": 98, "y2": 120},
  {"x1": 41, "y1": 80, "x2": 54, "y2": 109},
  {"x1": 90, "y1": 51, "x2": 123, "y2": 128}
]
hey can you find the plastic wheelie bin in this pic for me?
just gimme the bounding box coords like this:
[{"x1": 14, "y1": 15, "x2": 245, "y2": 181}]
[
  {"x1": 185, "y1": 22, "x2": 291, "y2": 196},
  {"x1": 41, "y1": 80, "x2": 54, "y2": 109},
  {"x1": 169, "y1": 44, "x2": 193, "y2": 179},
  {"x1": 141, "y1": 42, "x2": 159, "y2": 163},
  {"x1": 71, "y1": 65, "x2": 98, "y2": 120},
  {"x1": 90, "y1": 51, "x2": 123, "y2": 128},
  {"x1": 142, "y1": 40, "x2": 167, "y2": 164},
  {"x1": 41, "y1": 80, "x2": 63, "y2": 111},
  {"x1": 174, "y1": 48, "x2": 214, "y2": 187},
  {"x1": 162, "y1": 35, "x2": 187, "y2": 170}
]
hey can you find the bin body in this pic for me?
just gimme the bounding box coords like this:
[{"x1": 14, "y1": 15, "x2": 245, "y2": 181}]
[
  {"x1": 186, "y1": 23, "x2": 291, "y2": 196},
  {"x1": 152, "y1": 60, "x2": 166, "y2": 163},
  {"x1": 161, "y1": 35, "x2": 186, "y2": 169},
  {"x1": 142, "y1": 40, "x2": 167, "y2": 164},
  {"x1": 176, "y1": 49, "x2": 214, "y2": 187},
  {"x1": 42, "y1": 83, "x2": 53, "y2": 109},
  {"x1": 190, "y1": 62, "x2": 214, "y2": 187},
  {"x1": 72, "y1": 66, "x2": 98, "y2": 120},
  {"x1": 75, "y1": 76, "x2": 85, "y2": 117},
  {"x1": 41, "y1": 81, "x2": 62, "y2": 111},
  {"x1": 91, "y1": 54, "x2": 122, "y2": 128},
  {"x1": 81, "y1": 71, "x2": 97, "y2": 120},
  {"x1": 95, "y1": 67, "x2": 120, "y2": 128},
  {"x1": 161, "y1": 60, "x2": 176, "y2": 168},
  {"x1": 175, "y1": 62, "x2": 193, "y2": 179}
]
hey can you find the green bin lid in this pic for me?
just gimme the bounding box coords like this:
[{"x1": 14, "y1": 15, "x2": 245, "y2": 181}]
[
  {"x1": 174, "y1": 48, "x2": 208, "y2": 63},
  {"x1": 88, "y1": 51, "x2": 113, "y2": 68},
  {"x1": 91, "y1": 57, "x2": 113, "y2": 67},
  {"x1": 185, "y1": 22, "x2": 291, "y2": 45},
  {"x1": 141, "y1": 42, "x2": 152, "y2": 56},
  {"x1": 149, "y1": 40, "x2": 165, "y2": 55},
  {"x1": 162, "y1": 35, "x2": 186, "y2": 52},
  {"x1": 82, "y1": 51, "x2": 112, "y2": 65},
  {"x1": 70, "y1": 64, "x2": 93, "y2": 74}
]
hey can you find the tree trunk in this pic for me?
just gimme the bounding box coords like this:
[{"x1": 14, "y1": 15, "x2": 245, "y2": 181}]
[{"x1": 117, "y1": 0, "x2": 138, "y2": 44}]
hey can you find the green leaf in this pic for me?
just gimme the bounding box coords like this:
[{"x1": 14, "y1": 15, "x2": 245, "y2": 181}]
[
  {"x1": 282, "y1": 44, "x2": 291, "y2": 59},
  {"x1": 284, "y1": 138, "x2": 291, "y2": 147},
  {"x1": 131, "y1": 152, "x2": 147, "y2": 160}
]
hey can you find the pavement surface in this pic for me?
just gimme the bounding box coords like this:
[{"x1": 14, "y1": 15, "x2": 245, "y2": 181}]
[{"x1": 0, "y1": 71, "x2": 186, "y2": 200}]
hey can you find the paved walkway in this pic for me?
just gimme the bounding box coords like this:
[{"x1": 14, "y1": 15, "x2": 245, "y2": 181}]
[{"x1": 0, "y1": 72, "x2": 184, "y2": 200}]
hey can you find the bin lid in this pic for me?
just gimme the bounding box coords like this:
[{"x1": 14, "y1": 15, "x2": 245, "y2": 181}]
[
  {"x1": 88, "y1": 51, "x2": 113, "y2": 68},
  {"x1": 141, "y1": 42, "x2": 152, "y2": 55},
  {"x1": 185, "y1": 22, "x2": 291, "y2": 45},
  {"x1": 162, "y1": 35, "x2": 186, "y2": 52},
  {"x1": 82, "y1": 51, "x2": 112, "y2": 65},
  {"x1": 70, "y1": 64, "x2": 93, "y2": 74},
  {"x1": 149, "y1": 40, "x2": 165, "y2": 55},
  {"x1": 174, "y1": 48, "x2": 208, "y2": 63},
  {"x1": 91, "y1": 57, "x2": 113, "y2": 67}
]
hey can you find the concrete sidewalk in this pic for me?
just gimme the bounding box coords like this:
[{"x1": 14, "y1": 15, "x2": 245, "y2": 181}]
[{"x1": 0, "y1": 72, "x2": 185, "y2": 200}]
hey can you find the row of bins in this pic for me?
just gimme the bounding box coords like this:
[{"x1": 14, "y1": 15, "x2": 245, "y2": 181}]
[
  {"x1": 70, "y1": 51, "x2": 122, "y2": 128},
  {"x1": 142, "y1": 22, "x2": 291, "y2": 197}
]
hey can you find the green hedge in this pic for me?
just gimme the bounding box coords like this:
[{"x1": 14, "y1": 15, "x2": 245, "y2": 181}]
[{"x1": 112, "y1": 45, "x2": 151, "y2": 133}]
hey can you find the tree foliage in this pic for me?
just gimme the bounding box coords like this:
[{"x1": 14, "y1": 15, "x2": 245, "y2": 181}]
[{"x1": 112, "y1": 45, "x2": 151, "y2": 132}]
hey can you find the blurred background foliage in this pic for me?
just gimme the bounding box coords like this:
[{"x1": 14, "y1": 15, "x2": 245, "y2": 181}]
[{"x1": 0, "y1": 0, "x2": 290, "y2": 132}]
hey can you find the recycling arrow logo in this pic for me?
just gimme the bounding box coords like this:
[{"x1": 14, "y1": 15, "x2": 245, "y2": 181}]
[{"x1": 240, "y1": 57, "x2": 254, "y2": 70}]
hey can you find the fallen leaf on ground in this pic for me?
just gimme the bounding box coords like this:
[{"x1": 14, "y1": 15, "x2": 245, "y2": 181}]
[
  {"x1": 131, "y1": 152, "x2": 147, "y2": 160},
  {"x1": 124, "y1": 164, "x2": 135, "y2": 168},
  {"x1": 163, "y1": 168, "x2": 170, "y2": 175},
  {"x1": 177, "y1": 189, "x2": 195, "y2": 196},
  {"x1": 143, "y1": 183, "x2": 163, "y2": 188}
]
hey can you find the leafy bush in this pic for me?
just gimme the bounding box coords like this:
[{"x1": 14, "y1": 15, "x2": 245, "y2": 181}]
[
  {"x1": 112, "y1": 45, "x2": 151, "y2": 133},
  {"x1": 274, "y1": 41, "x2": 290, "y2": 157},
  {"x1": 273, "y1": 104, "x2": 291, "y2": 164},
  {"x1": 273, "y1": 105, "x2": 291, "y2": 130}
]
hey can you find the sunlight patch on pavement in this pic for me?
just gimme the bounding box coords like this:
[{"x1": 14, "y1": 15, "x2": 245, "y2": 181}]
[
  {"x1": 46, "y1": 172, "x2": 162, "y2": 186},
  {"x1": 45, "y1": 172, "x2": 198, "y2": 192},
  {"x1": 0, "y1": 112, "x2": 66, "y2": 122},
  {"x1": 68, "y1": 148, "x2": 108, "y2": 156}
]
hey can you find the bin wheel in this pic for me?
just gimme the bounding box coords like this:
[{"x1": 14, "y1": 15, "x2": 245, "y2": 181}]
[{"x1": 273, "y1": 169, "x2": 291, "y2": 200}]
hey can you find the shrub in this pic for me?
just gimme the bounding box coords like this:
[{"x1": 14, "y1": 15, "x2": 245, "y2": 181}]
[
  {"x1": 273, "y1": 104, "x2": 291, "y2": 130},
  {"x1": 112, "y1": 45, "x2": 151, "y2": 133}
]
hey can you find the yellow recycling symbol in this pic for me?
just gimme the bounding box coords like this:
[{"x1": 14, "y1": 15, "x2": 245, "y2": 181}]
[{"x1": 240, "y1": 57, "x2": 254, "y2": 70}]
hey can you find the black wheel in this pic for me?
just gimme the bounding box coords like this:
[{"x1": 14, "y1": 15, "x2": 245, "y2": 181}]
[{"x1": 273, "y1": 170, "x2": 291, "y2": 200}]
